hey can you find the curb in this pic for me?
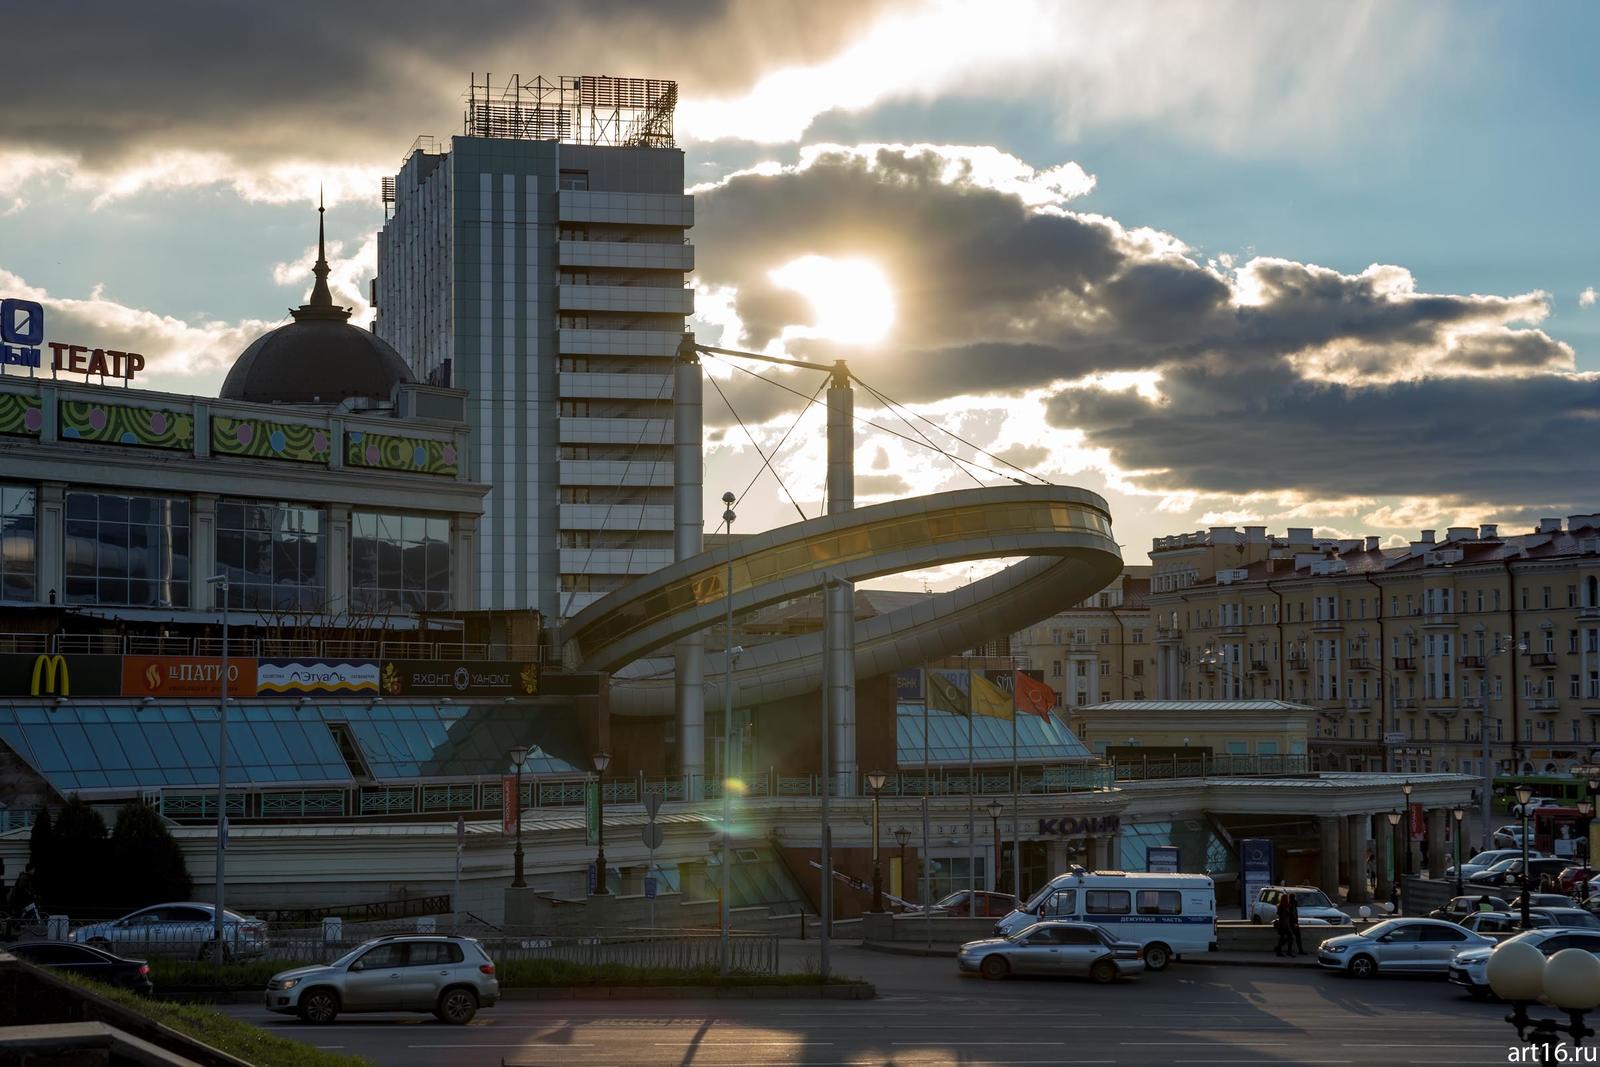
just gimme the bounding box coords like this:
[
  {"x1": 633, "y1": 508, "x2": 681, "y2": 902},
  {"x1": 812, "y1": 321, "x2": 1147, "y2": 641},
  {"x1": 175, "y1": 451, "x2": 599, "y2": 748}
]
[
  {"x1": 860, "y1": 942, "x2": 956, "y2": 958},
  {"x1": 164, "y1": 984, "x2": 877, "y2": 1003},
  {"x1": 1186, "y1": 955, "x2": 1320, "y2": 969}
]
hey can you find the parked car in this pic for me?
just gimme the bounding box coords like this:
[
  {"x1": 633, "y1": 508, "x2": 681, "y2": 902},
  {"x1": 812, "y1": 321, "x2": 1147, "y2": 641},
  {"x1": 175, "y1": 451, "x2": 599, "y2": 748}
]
[
  {"x1": 1492, "y1": 825, "x2": 1530, "y2": 849},
  {"x1": 71, "y1": 902, "x2": 267, "y2": 962},
  {"x1": 1447, "y1": 849, "x2": 1546, "y2": 880},
  {"x1": 1449, "y1": 927, "x2": 1600, "y2": 998},
  {"x1": 1530, "y1": 907, "x2": 1600, "y2": 929},
  {"x1": 1429, "y1": 895, "x2": 1510, "y2": 922},
  {"x1": 996, "y1": 870, "x2": 1216, "y2": 971},
  {"x1": 1510, "y1": 893, "x2": 1576, "y2": 912},
  {"x1": 1317, "y1": 917, "x2": 1493, "y2": 979},
  {"x1": 265, "y1": 935, "x2": 498, "y2": 1024},
  {"x1": 1510, "y1": 796, "x2": 1558, "y2": 817},
  {"x1": 7, "y1": 941, "x2": 154, "y2": 996},
  {"x1": 1250, "y1": 886, "x2": 1353, "y2": 928},
  {"x1": 1456, "y1": 911, "x2": 1558, "y2": 936},
  {"x1": 1468, "y1": 857, "x2": 1570, "y2": 890},
  {"x1": 924, "y1": 890, "x2": 1020, "y2": 917},
  {"x1": 1558, "y1": 867, "x2": 1597, "y2": 894},
  {"x1": 956, "y1": 921, "x2": 1144, "y2": 983}
]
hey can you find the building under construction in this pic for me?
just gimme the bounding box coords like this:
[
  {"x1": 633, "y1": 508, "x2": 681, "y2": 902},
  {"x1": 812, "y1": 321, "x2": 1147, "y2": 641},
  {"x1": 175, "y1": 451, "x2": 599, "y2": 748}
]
[{"x1": 374, "y1": 75, "x2": 694, "y2": 622}]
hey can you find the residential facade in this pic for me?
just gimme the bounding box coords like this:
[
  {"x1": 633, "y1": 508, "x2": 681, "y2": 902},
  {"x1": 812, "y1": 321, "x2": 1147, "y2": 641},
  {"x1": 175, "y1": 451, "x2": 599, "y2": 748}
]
[
  {"x1": 375, "y1": 75, "x2": 693, "y2": 619},
  {"x1": 1147, "y1": 519, "x2": 1600, "y2": 777},
  {"x1": 1012, "y1": 566, "x2": 1155, "y2": 707}
]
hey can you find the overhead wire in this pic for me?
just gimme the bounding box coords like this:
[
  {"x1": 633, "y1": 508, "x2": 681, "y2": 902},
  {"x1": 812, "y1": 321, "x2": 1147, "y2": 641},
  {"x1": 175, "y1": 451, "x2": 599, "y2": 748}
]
[
  {"x1": 703, "y1": 365, "x2": 810, "y2": 524},
  {"x1": 850, "y1": 376, "x2": 986, "y2": 490}
]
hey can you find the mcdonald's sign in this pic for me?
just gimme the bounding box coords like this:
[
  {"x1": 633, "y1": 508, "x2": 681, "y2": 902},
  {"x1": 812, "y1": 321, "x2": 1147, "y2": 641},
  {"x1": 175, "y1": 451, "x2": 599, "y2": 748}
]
[
  {"x1": 31, "y1": 654, "x2": 68, "y2": 695},
  {"x1": 0, "y1": 654, "x2": 121, "y2": 697}
]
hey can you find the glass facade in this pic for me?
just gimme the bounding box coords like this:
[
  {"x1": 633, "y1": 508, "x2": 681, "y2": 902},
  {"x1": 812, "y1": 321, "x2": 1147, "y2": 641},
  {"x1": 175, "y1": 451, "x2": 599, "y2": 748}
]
[
  {"x1": 63, "y1": 491, "x2": 190, "y2": 607},
  {"x1": 0, "y1": 484, "x2": 35, "y2": 602},
  {"x1": 0, "y1": 701, "x2": 582, "y2": 793},
  {"x1": 350, "y1": 511, "x2": 451, "y2": 612},
  {"x1": 216, "y1": 500, "x2": 326, "y2": 611},
  {"x1": 896, "y1": 705, "x2": 1094, "y2": 766}
]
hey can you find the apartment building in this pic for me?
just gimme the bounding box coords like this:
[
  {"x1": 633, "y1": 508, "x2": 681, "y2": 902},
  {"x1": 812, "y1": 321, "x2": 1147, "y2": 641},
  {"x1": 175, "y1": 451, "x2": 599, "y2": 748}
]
[
  {"x1": 1011, "y1": 567, "x2": 1155, "y2": 707},
  {"x1": 376, "y1": 76, "x2": 691, "y2": 618},
  {"x1": 1147, "y1": 518, "x2": 1600, "y2": 776}
]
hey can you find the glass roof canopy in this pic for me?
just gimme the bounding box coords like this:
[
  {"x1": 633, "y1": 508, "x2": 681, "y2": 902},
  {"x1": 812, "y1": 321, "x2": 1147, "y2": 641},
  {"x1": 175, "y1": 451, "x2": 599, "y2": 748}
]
[
  {"x1": 896, "y1": 704, "x2": 1094, "y2": 767},
  {"x1": 0, "y1": 701, "x2": 585, "y2": 794}
]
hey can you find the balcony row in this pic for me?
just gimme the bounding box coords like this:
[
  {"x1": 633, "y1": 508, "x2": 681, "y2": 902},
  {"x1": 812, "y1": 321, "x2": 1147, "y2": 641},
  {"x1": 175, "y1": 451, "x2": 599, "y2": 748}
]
[{"x1": 558, "y1": 239, "x2": 693, "y2": 272}]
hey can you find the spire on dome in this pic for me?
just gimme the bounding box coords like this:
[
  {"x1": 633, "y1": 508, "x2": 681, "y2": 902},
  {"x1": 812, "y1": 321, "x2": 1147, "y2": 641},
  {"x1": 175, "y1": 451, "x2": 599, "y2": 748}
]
[{"x1": 291, "y1": 189, "x2": 350, "y2": 323}]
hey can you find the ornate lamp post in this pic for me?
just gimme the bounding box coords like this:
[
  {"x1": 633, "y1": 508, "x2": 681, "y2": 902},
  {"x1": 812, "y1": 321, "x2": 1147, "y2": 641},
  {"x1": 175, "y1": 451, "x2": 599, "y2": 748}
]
[
  {"x1": 894, "y1": 826, "x2": 910, "y2": 901},
  {"x1": 1452, "y1": 806, "x2": 1466, "y2": 898},
  {"x1": 986, "y1": 800, "x2": 1004, "y2": 893},
  {"x1": 1515, "y1": 783, "x2": 1535, "y2": 929},
  {"x1": 1400, "y1": 780, "x2": 1414, "y2": 879},
  {"x1": 593, "y1": 752, "x2": 611, "y2": 896},
  {"x1": 1385, "y1": 810, "x2": 1403, "y2": 915},
  {"x1": 866, "y1": 770, "x2": 887, "y2": 913},
  {"x1": 1489, "y1": 942, "x2": 1600, "y2": 1055},
  {"x1": 508, "y1": 746, "x2": 529, "y2": 888}
]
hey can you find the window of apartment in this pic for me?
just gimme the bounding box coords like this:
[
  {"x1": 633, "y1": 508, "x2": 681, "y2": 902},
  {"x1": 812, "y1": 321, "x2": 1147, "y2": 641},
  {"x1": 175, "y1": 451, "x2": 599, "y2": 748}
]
[
  {"x1": 349, "y1": 511, "x2": 451, "y2": 613},
  {"x1": 560, "y1": 531, "x2": 592, "y2": 549},
  {"x1": 561, "y1": 574, "x2": 592, "y2": 592},
  {"x1": 1076, "y1": 661, "x2": 1088, "y2": 677},
  {"x1": 558, "y1": 314, "x2": 590, "y2": 329},
  {"x1": 1100, "y1": 660, "x2": 1112, "y2": 677},
  {"x1": 1572, "y1": 675, "x2": 1582, "y2": 699},
  {"x1": 64, "y1": 491, "x2": 190, "y2": 607},
  {"x1": 1051, "y1": 660, "x2": 1062, "y2": 678},
  {"x1": 558, "y1": 270, "x2": 590, "y2": 285},
  {"x1": 1132, "y1": 629, "x2": 1145, "y2": 644},
  {"x1": 1073, "y1": 628, "x2": 1088, "y2": 644},
  {"x1": 1099, "y1": 629, "x2": 1110, "y2": 644},
  {"x1": 559, "y1": 400, "x2": 590, "y2": 417},
  {"x1": 1133, "y1": 660, "x2": 1144, "y2": 676},
  {"x1": 1569, "y1": 585, "x2": 1579, "y2": 608},
  {"x1": 560, "y1": 446, "x2": 590, "y2": 460},
  {"x1": 216, "y1": 499, "x2": 326, "y2": 611},
  {"x1": 1493, "y1": 588, "x2": 1502, "y2": 611},
  {"x1": 560, "y1": 487, "x2": 591, "y2": 504},
  {"x1": 558, "y1": 224, "x2": 589, "y2": 241},
  {"x1": 1570, "y1": 630, "x2": 1580, "y2": 654},
  {"x1": 1544, "y1": 631, "x2": 1556, "y2": 654},
  {"x1": 0, "y1": 484, "x2": 36, "y2": 602},
  {"x1": 1522, "y1": 588, "x2": 1530, "y2": 610},
  {"x1": 558, "y1": 170, "x2": 590, "y2": 190},
  {"x1": 1098, "y1": 593, "x2": 1110, "y2": 607},
  {"x1": 1543, "y1": 586, "x2": 1553, "y2": 609}
]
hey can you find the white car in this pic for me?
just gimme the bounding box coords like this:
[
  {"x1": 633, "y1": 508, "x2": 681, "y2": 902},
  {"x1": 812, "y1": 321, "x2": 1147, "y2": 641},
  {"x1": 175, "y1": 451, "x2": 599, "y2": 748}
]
[
  {"x1": 72, "y1": 902, "x2": 267, "y2": 962},
  {"x1": 1510, "y1": 796, "x2": 1558, "y2": 817},
  {"x1": 1449, "y1": 927, "x2": 1600, "y2": 998},
  {"x1": 1492, "y1": 825, "x2": 1531, "y2": 849},
  {"x1": 1447, "y1": 848, "x2": 1547, "y2": 880},
  {"x1": 1318, "y1": 918, "x2": 1493, "y2": 978},
  {"x1": 1250, "y1": 886, "x2": 1354, "y2": 928}
]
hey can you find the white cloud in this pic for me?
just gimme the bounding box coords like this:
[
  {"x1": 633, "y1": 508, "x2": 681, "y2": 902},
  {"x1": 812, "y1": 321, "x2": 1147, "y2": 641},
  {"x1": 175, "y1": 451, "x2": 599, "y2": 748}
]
[
  {"x1": 270, "y1": 228, "x2": 380, "y2": 327},
  {"x1": 1581, "y1": 287, "x2": 1597, "y2": 308}
]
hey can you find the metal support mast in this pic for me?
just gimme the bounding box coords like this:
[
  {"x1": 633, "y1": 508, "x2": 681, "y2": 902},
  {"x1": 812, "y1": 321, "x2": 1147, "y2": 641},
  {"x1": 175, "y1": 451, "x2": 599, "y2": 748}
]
[
  {"x1": 674, "y1": 334, "x2": 707, "y2": 799},
  {"x1": 825, "y1": 361, "x2": 857, "y2": 796}
]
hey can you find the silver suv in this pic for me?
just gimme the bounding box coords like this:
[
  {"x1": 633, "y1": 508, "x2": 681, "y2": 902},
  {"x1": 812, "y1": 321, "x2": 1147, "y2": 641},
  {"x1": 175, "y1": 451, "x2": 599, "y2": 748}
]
[{"x1": 264, "y1": 935, "x2": 499, "y2": 1024}]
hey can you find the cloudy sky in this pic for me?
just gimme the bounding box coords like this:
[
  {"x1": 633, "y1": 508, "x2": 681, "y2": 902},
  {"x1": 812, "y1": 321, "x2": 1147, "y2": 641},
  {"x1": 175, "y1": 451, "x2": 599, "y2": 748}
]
[{"x1": 3, "y1": 0, "x2": 1597, "y2": 577}]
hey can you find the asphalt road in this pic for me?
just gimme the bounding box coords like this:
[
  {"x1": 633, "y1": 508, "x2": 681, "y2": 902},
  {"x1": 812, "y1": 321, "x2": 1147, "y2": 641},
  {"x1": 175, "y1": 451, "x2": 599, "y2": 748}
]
[{"x1": 221, "y1": 944, "x2": 1532, "y2": 1067}]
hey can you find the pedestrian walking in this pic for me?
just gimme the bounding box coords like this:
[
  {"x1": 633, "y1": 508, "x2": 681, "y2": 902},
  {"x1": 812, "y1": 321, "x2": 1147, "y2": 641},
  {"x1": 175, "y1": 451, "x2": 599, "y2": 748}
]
[
  {"x1": 1284, "y1": 892, "x2": 1305, "y2": 955},
  {"x1": 1273, "y1": 897, "x2": 1293, "y2": 957}
]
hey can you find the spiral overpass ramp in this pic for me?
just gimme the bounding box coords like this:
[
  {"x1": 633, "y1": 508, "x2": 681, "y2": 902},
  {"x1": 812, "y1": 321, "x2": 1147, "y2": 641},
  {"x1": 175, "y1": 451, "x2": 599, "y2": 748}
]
[{"x1": 561, "y1": 484, "x2": 1124, "y2": 718}]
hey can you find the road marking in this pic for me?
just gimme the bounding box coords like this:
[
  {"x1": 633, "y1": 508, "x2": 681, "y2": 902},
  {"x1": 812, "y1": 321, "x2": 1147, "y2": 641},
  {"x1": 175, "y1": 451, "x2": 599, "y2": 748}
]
[
  {"x1": 652, "y1": 1042, "x2": 830, "y2": 1047},
  {"x1": 891, "y1": 1041, "x2": 1065, "y2": 1046}
]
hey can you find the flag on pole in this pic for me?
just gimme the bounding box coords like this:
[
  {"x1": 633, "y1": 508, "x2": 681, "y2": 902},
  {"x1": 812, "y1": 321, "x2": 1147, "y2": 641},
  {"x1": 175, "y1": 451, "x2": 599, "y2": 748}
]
[
  {"x1": 1013, "y1": 670, "x2": 1057, "y2": 720},
  {"x1": 926, "y1": 668, "x2": 970, "y2": 715},
  {"x1": 970, "y1": 671, "x2": 1014, "y2": 720}
]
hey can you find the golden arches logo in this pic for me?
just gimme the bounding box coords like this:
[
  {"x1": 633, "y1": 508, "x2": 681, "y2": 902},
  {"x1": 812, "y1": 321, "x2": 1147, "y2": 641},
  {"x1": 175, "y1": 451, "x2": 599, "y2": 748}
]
[{"x1": 30, "y1": 655, "x2": 68, "y2": 696}]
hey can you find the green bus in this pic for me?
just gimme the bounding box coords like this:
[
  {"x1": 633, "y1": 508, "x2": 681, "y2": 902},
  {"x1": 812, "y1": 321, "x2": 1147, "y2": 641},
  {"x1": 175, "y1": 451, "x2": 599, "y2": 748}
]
[{"x1": 1493, "y1": 773, "x2": 1591, "y2": 812}]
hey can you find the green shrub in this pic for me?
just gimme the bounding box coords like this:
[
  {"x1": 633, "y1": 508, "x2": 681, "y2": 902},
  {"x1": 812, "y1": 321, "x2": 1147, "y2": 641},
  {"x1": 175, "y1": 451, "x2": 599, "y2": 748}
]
[{"x1": 110, "y1": 801, "x2": 193, "y2": 907}]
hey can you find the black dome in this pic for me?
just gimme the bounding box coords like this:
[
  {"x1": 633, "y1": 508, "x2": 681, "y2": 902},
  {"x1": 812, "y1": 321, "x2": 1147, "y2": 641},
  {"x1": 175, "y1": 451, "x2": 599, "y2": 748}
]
[
  {"x1": 221, "y1": 318, "x2": 413, "y2": 405},
  {"x1": 220, "y1": 201, "x2": 414, "y2": 406}
]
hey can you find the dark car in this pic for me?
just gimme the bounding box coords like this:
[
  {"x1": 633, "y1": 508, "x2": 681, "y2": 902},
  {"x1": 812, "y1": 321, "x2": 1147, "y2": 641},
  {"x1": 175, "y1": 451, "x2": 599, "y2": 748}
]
[
  {"x1": 1429, "y1": 895, "x2": 1510, "y2": 922},
  {"x1": 1468, "y1": 857, "x2": 1570, "y2": 889},
  {"x1": 1558, "y1": 867, "x2": 1597, "y2": 894},
  {"x1": 924, "y1": 890, "x2": 1020, "y2": 917},
  {"x1": 1511, "y1": 893, "x2": 1575, "y2": 912},
  {"x1": 8, "y1": 941, "x2": 153, "y2": 996}
]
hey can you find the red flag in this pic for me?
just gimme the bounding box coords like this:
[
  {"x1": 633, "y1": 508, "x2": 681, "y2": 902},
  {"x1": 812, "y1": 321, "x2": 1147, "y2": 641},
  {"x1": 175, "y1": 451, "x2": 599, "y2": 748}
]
[{"x1": 1013, "y1": 670, "x2": 1056, "y2": 719}]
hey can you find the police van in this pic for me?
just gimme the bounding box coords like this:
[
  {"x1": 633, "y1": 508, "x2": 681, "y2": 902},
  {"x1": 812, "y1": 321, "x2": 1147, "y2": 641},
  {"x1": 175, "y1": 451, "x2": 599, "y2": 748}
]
[{"x1": 994, "y1": 867, "x2": 1216, "y2": 971}]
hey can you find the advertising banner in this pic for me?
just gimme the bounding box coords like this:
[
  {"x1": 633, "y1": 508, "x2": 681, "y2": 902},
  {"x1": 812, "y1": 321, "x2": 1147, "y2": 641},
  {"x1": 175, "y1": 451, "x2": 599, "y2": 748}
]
[
  {"x1": 380, "y1": 660, "x2": 539, "y2": 698},
  {"x1": 894, "y1": 668, "x2": 924, "y2": 702},
  {"x1": 121, "y1": 656, "x2": 256, "y2": 698},
  {"x1": 0, "y1": 653, "x2": 122, "y2": 696},
  {"x1": 256, "y1": 659, "x2": 379, "y2": 696},
  {"x1": 501, "y1": 775, "x2": 518, "y2": 835},
  {"x1": 1409, "y1": 802, "x2": 1425, "y2": 842},
  {"x1": 1239, "y1": 837, "x2": 1274, "y2": 919},
  {"x1": 1146, "y1": 845, "x2": 1181, "y2": 873},
  {"x1": 585, "y1": 781, "x2": 600, "y2": 846}
]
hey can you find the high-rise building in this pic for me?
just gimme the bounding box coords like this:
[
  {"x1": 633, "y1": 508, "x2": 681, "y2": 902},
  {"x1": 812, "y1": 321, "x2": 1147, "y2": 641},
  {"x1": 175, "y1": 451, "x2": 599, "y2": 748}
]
[{"x1": 375, "y1": 75, "x2": 693, "y2": 617}]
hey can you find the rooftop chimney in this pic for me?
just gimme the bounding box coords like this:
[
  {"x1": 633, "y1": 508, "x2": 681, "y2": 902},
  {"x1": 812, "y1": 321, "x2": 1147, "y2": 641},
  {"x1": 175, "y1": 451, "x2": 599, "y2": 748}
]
[
  {"x1": 1420, "y1": 529, "x2": 1436, "y2": 544},
  {"x1": 1286, "y1": 527, "x2": 1313, "y2": 543},
  {"x1": 1539, "y1": 518, "x2": 1562, "y2": 534},
  {"x1": 1479, "y1": 524, "x2": 1499, "y2": 540},
  {"x1": 1209, "y1": 526, "x2": 1239, "y2": 544},
  {"x1": 1365, "y1": 536, "x2": 1380, "y2": 551},
  {"x1": 1446, "y1": 526, "x2": 1474, "y2": 542},
  {"x1": 1244, "y1": 525, "x2": 1268, "y2": 544}
]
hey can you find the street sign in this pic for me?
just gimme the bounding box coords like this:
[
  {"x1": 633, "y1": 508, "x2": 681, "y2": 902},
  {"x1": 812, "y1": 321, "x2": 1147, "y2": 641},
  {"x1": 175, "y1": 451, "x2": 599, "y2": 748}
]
[
  {"x1": 644, "y1": 791, "x2": 664, "y2": 819},
  {"x1": 644, "y1": 877, "x2": 657, "y2": 900},
  {"x1": 641, "y1": 822, "x2": 665, "y2": 850},
  {"x1": 585, "y1": 781, "x2": 599, "y2": 846},
  {"x1": 1383, "y1": 732, "x2": 1406, "y2": 745}
]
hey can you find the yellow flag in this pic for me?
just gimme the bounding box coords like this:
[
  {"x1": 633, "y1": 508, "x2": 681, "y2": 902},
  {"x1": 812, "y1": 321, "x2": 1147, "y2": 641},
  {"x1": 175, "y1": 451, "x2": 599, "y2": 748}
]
[{"x1": 970, "y1": 671, "x2": 1014, "y2": 720}]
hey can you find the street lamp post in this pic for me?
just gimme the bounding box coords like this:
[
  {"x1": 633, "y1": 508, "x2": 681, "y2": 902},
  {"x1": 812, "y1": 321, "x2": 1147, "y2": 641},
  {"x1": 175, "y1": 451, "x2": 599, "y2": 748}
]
[
  {"x1": 867, "y1": 771, "x2": 887, "y2": 913},
  {"x1": 593, "y1": 752, "x2": 611, "y2": 896},
  {"x1": 509, "y1": 746, "x2": 529, "y2": 888},
  {"x1": 1385, "y1": 810, "x2": 1403, "y2": 916},
  {"x1": 1581, "y1": 801, "x2": 1595, "y2": 896},
  {"x1": 204, "y1": 573, "x2": 229, "y2": 987},
  {"x1": 1200, "y1": 645, "x2": 1234, "y2": 699},
  {"x1": 1452, "y1": 806, "x2": 1466, "y2": 898},
  {"x1": 1489, "y1": 942, "x2": 1600, "y2": 1055},
  {"x1": 1516, "y1": 783, "x2": 1534, "y2": 929},
  {"x1": 1400, "y1": 780, "x2": 1414, "y2": 880},
  {"x1": 894, "y1": 826, "x2": 910, "y2": 901},
  {"x1": 986, "y1": 800, "x2": 1003, "y2": 892}
]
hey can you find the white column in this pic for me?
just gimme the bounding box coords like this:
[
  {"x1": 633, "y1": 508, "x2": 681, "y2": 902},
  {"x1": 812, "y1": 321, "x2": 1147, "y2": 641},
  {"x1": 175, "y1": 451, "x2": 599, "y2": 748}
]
[
  {"x1": 673, "y1": 338, "x2": 706, "y2": 799},
  {"x1": 826, "y1": 365, "x2": 856, "y2": 795}
]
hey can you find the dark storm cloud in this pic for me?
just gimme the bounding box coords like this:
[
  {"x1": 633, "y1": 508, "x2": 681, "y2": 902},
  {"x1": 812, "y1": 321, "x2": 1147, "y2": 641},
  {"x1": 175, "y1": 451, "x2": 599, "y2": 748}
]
[
  {"x1": 2, "y1": 1, "x2": 902, "y2": 165},
  {"x1": 1044, "y1": 365, "x2": 1600, "y2": 502},
  {"x1": 690, "y1": 144, "x2": 1588, "y2": 509}
]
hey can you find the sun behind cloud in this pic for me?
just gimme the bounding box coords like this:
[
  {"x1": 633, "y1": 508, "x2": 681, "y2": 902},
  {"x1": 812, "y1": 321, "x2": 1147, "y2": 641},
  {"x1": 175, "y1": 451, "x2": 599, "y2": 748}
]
[{"x1": 768, "y1": 254, "x2": 896, "y2": 346}]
